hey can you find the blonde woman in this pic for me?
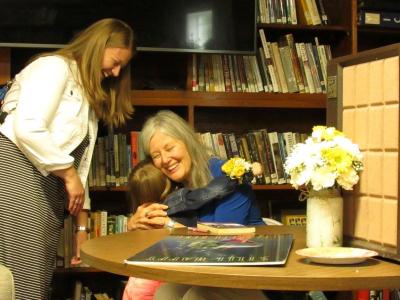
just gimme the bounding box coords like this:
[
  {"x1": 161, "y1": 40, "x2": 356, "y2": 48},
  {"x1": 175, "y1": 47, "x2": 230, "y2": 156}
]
[{"x1": 0, "y1": 18, "x2": 134, "y2": 299}]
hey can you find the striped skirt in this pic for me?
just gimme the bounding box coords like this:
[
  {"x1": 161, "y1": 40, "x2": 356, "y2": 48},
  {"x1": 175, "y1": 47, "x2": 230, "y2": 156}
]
[{"x1": 0, "y1": 133, "x2": 65, "y2": 300}]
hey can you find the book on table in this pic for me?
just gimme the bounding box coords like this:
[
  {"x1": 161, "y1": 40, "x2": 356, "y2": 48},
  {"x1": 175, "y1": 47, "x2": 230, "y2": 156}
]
[
  {"x1": 124, "y1": 233, "x2": 294, "y2": 266},
  {"x1": 196, "y1": 222, "x2": 256, "y2": 235}
]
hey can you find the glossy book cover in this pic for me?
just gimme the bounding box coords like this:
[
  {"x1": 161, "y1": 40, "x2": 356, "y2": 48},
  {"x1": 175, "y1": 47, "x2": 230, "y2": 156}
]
[{"x1": 124, "y1": 234, "x2": 294, "y2": 266}]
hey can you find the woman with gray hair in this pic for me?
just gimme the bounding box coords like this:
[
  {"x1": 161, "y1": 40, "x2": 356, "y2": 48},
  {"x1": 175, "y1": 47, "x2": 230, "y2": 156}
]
[
  {"x1": 127, "y1": 110, "x2": 267, "y2": 300},
  {"x1": 128, "y1": 110, "x2": 264, "y2": 230}
]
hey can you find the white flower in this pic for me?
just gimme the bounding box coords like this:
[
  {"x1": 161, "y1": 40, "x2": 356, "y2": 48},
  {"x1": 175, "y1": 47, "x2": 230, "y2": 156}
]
[{"x1": 284, "y1": 126, "x2": 363, "y2": 192}]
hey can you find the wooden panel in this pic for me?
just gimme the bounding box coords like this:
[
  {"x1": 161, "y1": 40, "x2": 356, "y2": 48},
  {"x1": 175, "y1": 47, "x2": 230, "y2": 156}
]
[{"x1": 327, "y1": 44, "x2": 400, "y2": 261}]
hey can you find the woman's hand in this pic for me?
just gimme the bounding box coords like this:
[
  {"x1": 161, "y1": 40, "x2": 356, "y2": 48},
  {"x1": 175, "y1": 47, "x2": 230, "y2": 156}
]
[
  {"x1": 128, "y1": 202, "x2": 168, "y2": 230},
  {"x1": 52, "y1": 166, "x2": 85, "y2": 216}
]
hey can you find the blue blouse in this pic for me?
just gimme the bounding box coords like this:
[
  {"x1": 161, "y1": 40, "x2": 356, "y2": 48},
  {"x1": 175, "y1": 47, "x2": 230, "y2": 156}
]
[{"x1": 197, "y1": 157, "x2": 264, "y2": 225}]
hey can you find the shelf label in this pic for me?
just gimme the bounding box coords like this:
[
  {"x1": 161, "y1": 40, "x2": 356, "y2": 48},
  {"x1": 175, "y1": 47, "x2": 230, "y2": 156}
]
[{"x1": 327, "y1": 76, "x2": 337, "y2": 99}]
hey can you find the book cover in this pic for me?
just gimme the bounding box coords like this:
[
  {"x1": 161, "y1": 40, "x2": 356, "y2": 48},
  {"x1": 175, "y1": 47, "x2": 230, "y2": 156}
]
[
  {"x1": 125, "y1": 234, "x2": 294, "y2": 266},
  {"x1": 197, "y1": 222, "x2": 256, "y2": 235}
]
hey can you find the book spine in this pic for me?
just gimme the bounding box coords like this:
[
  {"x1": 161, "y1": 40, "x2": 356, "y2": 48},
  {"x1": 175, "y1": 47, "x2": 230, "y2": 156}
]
[
  {"x1": 289, "y1": 0, "x2": 297, "y2": 24},
  {"x1": 316, "y1": 0, "x2": 328, "y2": 25},
  {"x1": 246, "y1": 132, "x2": 265, "y2": 184},
  {"x1": 271, "y1": 42, "x2": 288, "y2": 93},
  {"x1": 222, "y1": 133, "x2": 233, "y2": 159},
  {"x1": 309, "y1": 0, "x2": 322, "y2": 25},
  {"x1": 311, "y1": 44, "x2": 326, "y2": 93},
  {"x1": 198, "y1": 54, "x2": 206, "y2": 91},
  {"x1": 257, "y1": 48, "x2": 272, "y2": 92},
  {"x1": 285, "y1": 34, "x2": 305, "y2": 92},
  {"x1": 268, "y1": 132, "x2": 286, "y2": 184},
  {"x1": 253, "y1": 130, "x2": 272, "y2": 184},
  {"x1": 305, "y1": 43, "x2": 322, "y2": 93},
  {"x1": 278, "y1": 41, "x2": 299, "y2": 93},
  {"x1": 277, "y1": 132, "x2": 289, "y2": 182},
  {"x1": 237, "y1": 55, "x2": 249, "y2": 92},
  {"x1": 258, "y1": 29, "x2": 280, "y2": 92},
  {"x1": 228, "y1": 55, "x2": 237, "y2": 92},
  {"x1": 257, "y1": 47, "x2": 273, "y2": 92},
  {"x1": 98, "y1": 136, "x2": 106, "y2": 187},
  {"x1": 113, "y1": 134, "x2": 120, "y2": 186},
  {"x1": 261, "y1": 129, "x2": 278, "y2": 183},
  {"x1": 297, "y1": 42, "x2": 315, "y2": 93},
  {"x1": 297, "y1": 0, "x2": 312, "y2": 25},
  {"x1": 232, "y1": 55, "x2": 242, "y2": 92},
  {"x1": 228, "y1": 133, "x2": 240, "y2": 157},
  {"x1": 192, "y1": 53, "x2": 198, "y2": 91},
  {"x1": 215, "y1": 133, "x2": 228, "y2": 160},
  {"x1": 250, "y1": 55, "x2": 264, "y2": 92}
]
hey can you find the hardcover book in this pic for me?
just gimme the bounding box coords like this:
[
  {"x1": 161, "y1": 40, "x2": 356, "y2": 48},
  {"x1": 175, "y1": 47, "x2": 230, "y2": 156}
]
[
  {"x1": 196, "y1": 222, "x2": 256, "y2": 235},
  {"x1": 124, "y1": 234, "x2": 294, "y2": 266}
]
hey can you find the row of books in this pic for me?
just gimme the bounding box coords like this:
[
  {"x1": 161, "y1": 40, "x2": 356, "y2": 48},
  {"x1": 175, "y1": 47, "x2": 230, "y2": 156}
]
[
  {"x1": 259, "y1": 30, "x2": 331, "y2": 94},
  {"x1": 199, "y1": 130, "x2": 308, "y2": 185},
  {"x1": 356, "y1": 289, "x2": 391, "y2": 300},
  {"x1": 88, "y1": 131, "x2": 143, "y2": 188},
  {"x1": 89, "y1": 129, "x2": 307, "y2": 188},
  {"x1": 258, "y1": 0, "x2": 329, "y2": 25},
  {"x1": 57, "y1": 212, "x2": 130, "y2": 268},
  {"x1": 72, "y1": 280, "x2": 113, "y2": 300},
  {"x1": 191, "y1": 32, "x2": 331, "y2": 94},
  {"x1": 190, "y1": 53, "x2": 263, "y2": 93}
]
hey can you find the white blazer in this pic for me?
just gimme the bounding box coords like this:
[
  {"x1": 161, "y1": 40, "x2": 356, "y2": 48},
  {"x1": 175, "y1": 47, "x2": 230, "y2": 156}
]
[{"x1": 0, "y1": 55, "x2": 98, "y2": 206}]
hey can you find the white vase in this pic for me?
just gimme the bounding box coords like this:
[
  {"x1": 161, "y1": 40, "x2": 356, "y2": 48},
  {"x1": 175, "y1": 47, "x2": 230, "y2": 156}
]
[{"x1": 306, "y1": 188, "x2": 343, "y2": 248}]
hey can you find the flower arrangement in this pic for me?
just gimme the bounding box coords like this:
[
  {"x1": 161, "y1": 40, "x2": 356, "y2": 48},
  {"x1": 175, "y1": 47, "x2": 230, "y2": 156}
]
[
  {"x1": 284, "y1": 126, "x2": 363, "y2": 191},
  {"x1": 222, "y1": 157, "x2": 257, "y2": 184}
]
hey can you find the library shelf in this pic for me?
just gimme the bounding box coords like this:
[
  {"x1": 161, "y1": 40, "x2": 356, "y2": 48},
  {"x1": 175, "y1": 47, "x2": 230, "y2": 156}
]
[{"x1": 131, "y1": 90, "x2": 326, "y2": 109}]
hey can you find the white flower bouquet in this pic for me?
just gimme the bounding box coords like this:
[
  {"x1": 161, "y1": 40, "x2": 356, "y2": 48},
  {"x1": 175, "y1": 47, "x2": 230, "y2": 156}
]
[{"x1": 284, "y1": 126, "x2": 363, "y2": 191}]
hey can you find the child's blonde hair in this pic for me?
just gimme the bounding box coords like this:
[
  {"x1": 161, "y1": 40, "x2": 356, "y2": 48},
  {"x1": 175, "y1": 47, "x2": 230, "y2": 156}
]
[{"x1": 128, "y1": 159, "x2": 172, "y2": 209}]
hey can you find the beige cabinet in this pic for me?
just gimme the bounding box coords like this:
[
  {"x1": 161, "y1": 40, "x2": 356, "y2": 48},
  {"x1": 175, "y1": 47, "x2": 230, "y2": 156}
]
[{"x1": 327, "y1": 43, "x2": 400, "y2": 261}]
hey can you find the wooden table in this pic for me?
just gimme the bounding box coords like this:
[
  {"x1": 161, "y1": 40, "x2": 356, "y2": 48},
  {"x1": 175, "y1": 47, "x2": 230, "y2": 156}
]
[{"x1": 80, "y1": 226, "x2": 400, "y2": 291}]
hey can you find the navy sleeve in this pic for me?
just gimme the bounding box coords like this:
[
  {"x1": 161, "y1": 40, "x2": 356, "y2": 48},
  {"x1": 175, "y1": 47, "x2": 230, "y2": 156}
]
[
  {"x1": 165, "y1": 176, "x2": 237, "y2": 215},
  {"x1": 198, "y1": 158, "x2": 264, "y2": 225}
]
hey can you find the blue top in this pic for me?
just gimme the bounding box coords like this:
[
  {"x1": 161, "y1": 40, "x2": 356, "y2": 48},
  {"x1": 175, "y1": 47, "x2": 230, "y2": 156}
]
[{"x1": 197, "y1": 157, "x2": 264, "y2": 225}]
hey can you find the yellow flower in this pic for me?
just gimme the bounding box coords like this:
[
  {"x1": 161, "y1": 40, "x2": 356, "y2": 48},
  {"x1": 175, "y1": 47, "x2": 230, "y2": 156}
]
[
  {"x1": 312, "y1": 125, "x2": 344, "y2": 141},
  {"x1": 322, "y1": 147, "x2": 352, "y2": 173},
  {"x1": 221, "y1": 157, "x2": 252, "y2": 181},
  {"x1": 221, "y1": 159, "x2": 235, "y2": 174},
  {"x1": 231, "y1": 165, "x2": 245, "y2": 178}
]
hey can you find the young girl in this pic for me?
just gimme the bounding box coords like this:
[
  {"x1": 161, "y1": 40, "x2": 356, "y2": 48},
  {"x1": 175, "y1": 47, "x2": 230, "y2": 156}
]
[{"x1": 123, "y1": 158, "x2": 263, "y2": 300}]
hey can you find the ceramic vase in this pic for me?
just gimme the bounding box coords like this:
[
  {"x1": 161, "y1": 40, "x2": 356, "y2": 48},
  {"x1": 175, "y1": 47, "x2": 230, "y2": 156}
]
[{"x1": 306, "y1": 188, "x2": 343, "y2": 248}]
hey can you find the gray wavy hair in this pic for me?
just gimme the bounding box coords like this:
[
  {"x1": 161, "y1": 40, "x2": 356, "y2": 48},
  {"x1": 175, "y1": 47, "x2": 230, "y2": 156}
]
[{"x1": 140, "y1": 110, "x2": 212, "y2": 188}]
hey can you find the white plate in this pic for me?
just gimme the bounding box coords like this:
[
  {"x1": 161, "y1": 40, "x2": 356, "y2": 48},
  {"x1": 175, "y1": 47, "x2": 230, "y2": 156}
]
[{"x1": 296, "y1": 247, "x2": 379, "y2": 265}]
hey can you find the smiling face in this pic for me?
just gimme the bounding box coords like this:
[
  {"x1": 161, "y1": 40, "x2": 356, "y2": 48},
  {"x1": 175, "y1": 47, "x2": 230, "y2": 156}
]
[
  {"x1": 149, "y1": 131, "x2": 192, "y2": 184},
  {"x1": 101, "y1": 47, "x2": 132, "y2": 78}
]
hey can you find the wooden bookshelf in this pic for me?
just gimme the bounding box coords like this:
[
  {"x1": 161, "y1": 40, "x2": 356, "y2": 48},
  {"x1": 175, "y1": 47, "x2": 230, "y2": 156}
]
[
  {"x1": 131, "y1": 90, "x2": 326, "y2": 108},
  {"x1": 258, "y1": 24, "x2": 350, "y2": 33}
]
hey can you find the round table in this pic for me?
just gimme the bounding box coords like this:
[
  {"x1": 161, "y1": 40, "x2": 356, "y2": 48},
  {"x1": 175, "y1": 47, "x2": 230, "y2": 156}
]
[{"x1": 80, "y1": 226, "x2": 400, "y2": 291}]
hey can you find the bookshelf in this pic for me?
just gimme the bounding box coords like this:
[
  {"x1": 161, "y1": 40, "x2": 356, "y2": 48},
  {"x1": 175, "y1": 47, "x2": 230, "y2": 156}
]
[
  {"x1": 1, "y1": 0, "x2": 399, "y2": 298},
  {"x1": 357, "y1": 0, "x2": 400, "y2": 52}
]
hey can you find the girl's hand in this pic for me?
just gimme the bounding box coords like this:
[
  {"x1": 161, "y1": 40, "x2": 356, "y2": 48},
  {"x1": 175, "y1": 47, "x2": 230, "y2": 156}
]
[{"x1": 128, "y1": 203, "x2": 168, "y2": 230}]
